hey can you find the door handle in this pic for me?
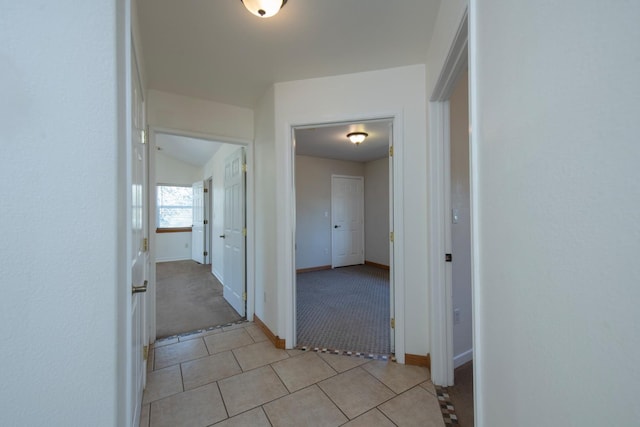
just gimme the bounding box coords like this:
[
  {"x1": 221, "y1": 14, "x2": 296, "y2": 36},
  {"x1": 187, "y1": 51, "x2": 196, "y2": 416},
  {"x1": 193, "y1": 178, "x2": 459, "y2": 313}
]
[
  {"x1": 334, "y1": 225, "x2": 341, "y2": 228},
  {"x1": 132, "y1": 280, "x2": 148, "y2": 294},
  {"x1": 219, "y1": 234, "x2": 226, "y2": 239}
]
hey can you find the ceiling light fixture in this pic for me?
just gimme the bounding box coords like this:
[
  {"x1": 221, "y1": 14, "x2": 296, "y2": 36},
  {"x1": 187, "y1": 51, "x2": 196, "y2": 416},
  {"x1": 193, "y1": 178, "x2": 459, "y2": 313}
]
[
  {"x1": 240, "y1": 0, "x2": 288, "y2": 18},
  {"x1": 347, "y1": 132, "x2": 368, "y2": 145}
]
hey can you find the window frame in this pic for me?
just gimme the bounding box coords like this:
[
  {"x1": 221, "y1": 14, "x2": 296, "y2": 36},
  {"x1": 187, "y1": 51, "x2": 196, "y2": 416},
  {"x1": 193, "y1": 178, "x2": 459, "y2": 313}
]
[{"x1": 155, "y1": 184, "x2": 193, "y2": 233}]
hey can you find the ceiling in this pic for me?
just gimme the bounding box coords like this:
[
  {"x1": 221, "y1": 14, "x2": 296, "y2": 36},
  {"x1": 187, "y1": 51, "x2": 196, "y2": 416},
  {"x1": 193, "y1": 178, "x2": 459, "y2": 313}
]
[
  {"x1": 155, "y1": 133, "x2": 223, "y2": 166},
  {"x1": 140, "y1": 1, "x2": 440, "y2": 165},
  {"x1": 295, "y1": 120, "x2": 391, "y2": 163},
  {"x1": 156, "y1": 120, "x2": 390, "y2": 167},
  {"x1": 137, "y1": 0, "x2": 442, "y2": 108}
]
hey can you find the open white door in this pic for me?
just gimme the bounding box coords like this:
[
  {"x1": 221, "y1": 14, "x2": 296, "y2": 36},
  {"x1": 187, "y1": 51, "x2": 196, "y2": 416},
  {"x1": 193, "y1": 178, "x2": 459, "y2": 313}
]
[
  {"x1": 331, "y1": 175, "x2": 365, "y2": 268},
  {"x1": 191, "y1": 181, "x2": 206, "y2": 264},
  {"x1": 222, "y1": 147, "x2": 246, "y2": 316},
  {"x1": 129, "y1": 42, "x2": 148, "y2": 427}
]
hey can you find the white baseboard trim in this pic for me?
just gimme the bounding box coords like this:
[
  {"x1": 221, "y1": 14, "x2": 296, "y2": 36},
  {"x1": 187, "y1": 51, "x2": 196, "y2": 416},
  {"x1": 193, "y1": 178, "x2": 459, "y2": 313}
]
[
  {"x1": 212, "y1": 269, "x2": 224, "y2": 285},
  {"x1": 454, "y1": 348, "x2": 473, "y2": 368},
  {"x1": 156, "y1": 257, "x2": 191, "y2": 263}
]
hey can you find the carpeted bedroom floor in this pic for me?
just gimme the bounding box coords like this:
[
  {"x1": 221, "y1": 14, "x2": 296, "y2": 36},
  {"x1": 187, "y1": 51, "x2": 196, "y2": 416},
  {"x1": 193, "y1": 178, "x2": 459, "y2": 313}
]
[
  {"x1": 296, "y1": 264, "x2": 390, "y2": 355},
  {"x1": 156, "y1": 260, "x2": 242, "y2": 338}
]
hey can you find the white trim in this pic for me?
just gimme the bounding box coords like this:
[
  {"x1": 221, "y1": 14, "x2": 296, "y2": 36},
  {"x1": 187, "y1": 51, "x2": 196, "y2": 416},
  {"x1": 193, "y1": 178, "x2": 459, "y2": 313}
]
[
  {"x1": 468, "y1": 1, "x2": 482, "y2": 424},
  {"x1": 454, "y1": 348, "x2": 474, "y2": 368},
  {"x1": 428, "y1": 9, "x2": 469, "y2": 387},
  {"x1": 155, "y1": 256, "x2": 191, "y2": 263},
  {"x1": 118, "y1": 0, "x2": 133, "y2": 424},
  {"x1": 281, "y1": 111, "x2": 405, "y2": 363}
]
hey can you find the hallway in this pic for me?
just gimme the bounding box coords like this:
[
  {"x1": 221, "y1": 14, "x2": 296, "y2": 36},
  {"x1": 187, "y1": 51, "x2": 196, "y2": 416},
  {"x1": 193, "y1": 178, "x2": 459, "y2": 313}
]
[{"x1": 142, "y1": 322, "x2": 446, "y2": 426}]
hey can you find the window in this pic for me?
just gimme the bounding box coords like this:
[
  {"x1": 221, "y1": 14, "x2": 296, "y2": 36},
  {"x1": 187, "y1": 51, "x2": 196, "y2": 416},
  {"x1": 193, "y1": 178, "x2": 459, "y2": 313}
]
[{"x1": 157, "y1": 185, "x2": 192, "y2": 231}]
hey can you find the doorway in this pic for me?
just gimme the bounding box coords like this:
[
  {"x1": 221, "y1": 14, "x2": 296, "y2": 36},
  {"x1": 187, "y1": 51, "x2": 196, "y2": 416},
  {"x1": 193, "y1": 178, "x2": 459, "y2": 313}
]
[
  {"x1": 149, "y1": 131, "x2": 250, "y2": 339},
  {"x1": 293, "y1": 119, "x2": 395, "y2": 355}
]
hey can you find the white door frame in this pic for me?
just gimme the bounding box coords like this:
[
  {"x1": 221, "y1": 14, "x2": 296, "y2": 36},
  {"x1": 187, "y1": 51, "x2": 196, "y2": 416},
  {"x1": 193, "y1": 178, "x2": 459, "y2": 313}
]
[
  {"x1": 428, "y1": 9, "x2": 472, "y2": 386},
  {"x1": 119, "y1": 4, "x2": 148, "y2": 424},
  {"x1": 283, "y1": 113, "x2": 405, "y2": 362},
  {"x1": 147, "y1": 127, "x2": 255, "y2": 343}
]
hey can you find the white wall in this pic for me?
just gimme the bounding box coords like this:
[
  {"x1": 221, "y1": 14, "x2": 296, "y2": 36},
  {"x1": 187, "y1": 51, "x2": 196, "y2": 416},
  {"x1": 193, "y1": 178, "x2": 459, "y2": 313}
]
[
  {"x1": 364, "y1": 157, "x2": 390, "y2": 267},
  {"x1": 155, "y1": 151, "x2": 203, "y2": 184},
  {"x1": 295, "y1": 156, "x2": 365, "y2": 269},
  {"x1": 203, "y1": 143, "x2": 241, "y2": 282},
  {"x1": 471, "y1": 1, "x2": 640, "y2": 425},
  {"x1": 273, "y1": 65, "x2": 427, "y2": 356},
  {"x1": 147, "y1": 90, "x2": 254, "y2": 141},
  {"x1": 155, "y1": 152, "x2": 203, "y2": 262},
  {"x1": 0, "y1": 2, "x2": 119, "y2": 425},
  {"x1": 449, "y1": 70, "x2": 473, "y2": 367},
  {"x1": 156, "y1": 233, "x2": 192, "y2": 262},
  {"x1": 253, "y1": 86, "x2": 277, "y2": 326}
]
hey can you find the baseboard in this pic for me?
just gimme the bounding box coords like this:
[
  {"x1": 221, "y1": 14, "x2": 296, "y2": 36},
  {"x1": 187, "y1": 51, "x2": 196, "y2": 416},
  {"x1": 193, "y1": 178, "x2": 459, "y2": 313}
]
[
  {"x1": 365, "y1": 260, "x2": 390, "y2": 270},
  {"x1": 296, "y1": 265, "x2": 331, "y2": 274},
  {"x1": 405, "y1": 353, "x2": 431, "y2": 370},
  {"x1": 156, "y1": 257, "x2": 191, "y2": 263},
  {"x1": 253, "y1": 314, "x2": 286, "y2": 349},
  {"x1": 454, "y1": 348, "x2": 473, "y2": 368},
  {"x1": 212, "y1": 269, "x2": 223, "y2": 284}
]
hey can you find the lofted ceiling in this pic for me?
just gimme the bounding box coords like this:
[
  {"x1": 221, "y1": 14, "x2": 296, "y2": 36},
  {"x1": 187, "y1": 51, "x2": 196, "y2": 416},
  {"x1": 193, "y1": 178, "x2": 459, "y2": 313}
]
[
  {"x1": 155, "y1": 133, "x2": 223, "y2": 166},
  {"x1": 137, "y1": 0, "x2": 442, "y2": 109}
]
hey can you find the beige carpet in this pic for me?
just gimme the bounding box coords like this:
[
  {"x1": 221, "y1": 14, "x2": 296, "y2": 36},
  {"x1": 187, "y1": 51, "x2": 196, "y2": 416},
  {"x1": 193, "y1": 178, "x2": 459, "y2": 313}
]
[
  {"x1": 156, "y1": 260, "x2": 242, "y2": 338},
  {"x1": 448, "y1": 361, "x2": 474, "y2": 426}
]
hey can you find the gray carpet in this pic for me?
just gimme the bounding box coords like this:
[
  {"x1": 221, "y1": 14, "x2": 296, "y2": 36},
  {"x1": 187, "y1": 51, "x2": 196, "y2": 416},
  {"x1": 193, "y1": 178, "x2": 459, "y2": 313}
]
[
  {"x1": 156, "y1": 260, "x2": 242, "y2": 338},
  {"x1": 296, "y1": 265, "x2": 390, "y2": 355}
]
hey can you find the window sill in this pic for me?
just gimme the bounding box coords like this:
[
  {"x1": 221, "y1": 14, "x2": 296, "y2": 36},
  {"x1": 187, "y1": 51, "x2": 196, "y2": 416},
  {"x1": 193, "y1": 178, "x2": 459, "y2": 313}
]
[{"x1": 156, "y1": 227, "x2": 192, "y2": 233}]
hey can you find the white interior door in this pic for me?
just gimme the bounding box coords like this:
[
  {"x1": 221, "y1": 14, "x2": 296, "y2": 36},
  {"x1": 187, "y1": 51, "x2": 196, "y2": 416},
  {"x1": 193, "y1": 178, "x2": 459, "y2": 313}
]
[
  {"x1": 130, "y1": 43, "x2": 147, "y2": 427},
  {"x1": 191, "y1": 181, "x2": 206, "y2": 264},
  {"x1": 222, "y1": 147, "x2": 246, "y2": 316},
  {"x1": 331, "y1": 175, "x2": 364, "y2": 268}
]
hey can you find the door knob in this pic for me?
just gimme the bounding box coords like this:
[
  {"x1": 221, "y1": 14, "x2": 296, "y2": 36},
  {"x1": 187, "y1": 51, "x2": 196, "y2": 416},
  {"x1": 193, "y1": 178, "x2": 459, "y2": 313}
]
[
  {"x1": 219, "y1": 234, "x2": 226, "y2": 239},
  {"x1": 132, "y1": 280, "x2": 148, "y2": 294},
  {"x1": 334, "y1": 225, "x2": 341, "y2": 228}
]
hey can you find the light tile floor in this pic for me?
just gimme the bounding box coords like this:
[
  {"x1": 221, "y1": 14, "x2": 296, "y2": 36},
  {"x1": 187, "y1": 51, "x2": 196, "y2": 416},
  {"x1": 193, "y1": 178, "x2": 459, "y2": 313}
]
[{"x1": 141, "y1": 322, "x2": 445, "y2": 427}]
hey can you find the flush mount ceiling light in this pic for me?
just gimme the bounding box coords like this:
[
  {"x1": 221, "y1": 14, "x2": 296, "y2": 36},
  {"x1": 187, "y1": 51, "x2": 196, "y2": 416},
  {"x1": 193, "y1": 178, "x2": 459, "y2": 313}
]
[
  {"x1": 240, "y1": 0, "x2": 288, "y2": 18},
  {"x1": 347, "y1": 132, "x2": 368, "y2": 145}
]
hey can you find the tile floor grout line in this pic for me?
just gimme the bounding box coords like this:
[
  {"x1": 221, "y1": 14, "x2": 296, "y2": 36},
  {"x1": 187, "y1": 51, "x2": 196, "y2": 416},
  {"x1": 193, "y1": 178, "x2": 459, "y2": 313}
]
[
  {"x1": 356, "y1": 364, "x2": 400, "y2": 400},
  {"x1": 214, "y1": 381, "x2": 230, "y2": 423},
  {"x1": 142, "y1": 403, "x2": 150, "y2": 427},
  {"x1": 179, "y1": 363, "x2": 186, "y2": 393},
  {"x1": 268, "y1": 357, "x2": 296, "y2": 394},
  {"x1": 315, "y1": 380, "x2": 352, "y2": 423},
  {"x1": 375, "y1": 407, "x2": 400, "y2": 427}
]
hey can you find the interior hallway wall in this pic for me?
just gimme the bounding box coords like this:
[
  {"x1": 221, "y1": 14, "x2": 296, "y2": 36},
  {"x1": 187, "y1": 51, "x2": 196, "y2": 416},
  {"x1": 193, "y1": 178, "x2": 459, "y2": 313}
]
[
  {"x1": 472, "y1": 1, "x2": 640, "y2": 425},
  {"x1": 273, "y1": 65, "x2": 428, "y2": 356},
  {"x1": 253, "y1": 86, "x2": 277, "y2": 327},
  {"x1": 364, "y1": 157, "x2": 390, "y2": 267},
  {"x1": 0, "y1": 2, "x2": 120, "y2": 425}
]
